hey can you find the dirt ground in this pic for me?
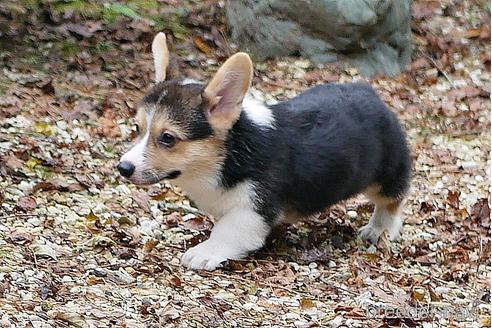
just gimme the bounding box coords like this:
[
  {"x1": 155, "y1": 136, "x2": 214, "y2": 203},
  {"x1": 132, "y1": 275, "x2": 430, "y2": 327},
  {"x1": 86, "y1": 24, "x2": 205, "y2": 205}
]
[{"x1": 0, "y1": 0, "x2": 490, "y2": 327}]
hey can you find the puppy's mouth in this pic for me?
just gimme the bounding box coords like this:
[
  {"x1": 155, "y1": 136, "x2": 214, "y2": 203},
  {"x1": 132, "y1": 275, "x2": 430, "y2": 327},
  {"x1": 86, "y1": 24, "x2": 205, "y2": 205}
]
[
  {"x1": 164, "y1": 170, "x2": 181, "y2": 179},
  {"x1": 128, "y1": 170, "x2": 182, "y2": 185}
]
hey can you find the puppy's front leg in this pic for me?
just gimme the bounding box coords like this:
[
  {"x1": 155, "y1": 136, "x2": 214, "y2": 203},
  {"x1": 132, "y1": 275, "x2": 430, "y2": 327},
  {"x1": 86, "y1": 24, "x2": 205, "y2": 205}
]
[{"x1": 181, "y1": 207, "x2": 270, "y2": 270}]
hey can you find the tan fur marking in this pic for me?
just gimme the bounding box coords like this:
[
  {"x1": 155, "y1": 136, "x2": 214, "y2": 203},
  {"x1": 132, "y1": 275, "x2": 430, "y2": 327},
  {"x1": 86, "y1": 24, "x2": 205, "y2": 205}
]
[
  {"x1": 359, "y1": 184, "x2": 406, "y2": 243},
  {"x1": 149, "y1": 134, "x2": 224, "y2": 180},
  {"x1": 151, "y1": 111, "x2": 188, "y2": 140},
  {"x1": 204, "y1": 53, "x2": 253, "y2": 132},
  {"x1": 364, "y1": 184, "x2": 403, "y2": 206},
  {"x1": 204, "y1": 53, "x2": 253, "y2": 99},
  {"x1": 135, "y1": 108, "x2": 147, "y2": 131},
  {"x1": 208, "y1": 112, "x2": 241, "y2": 133},
  {"x1": 386, "y1": 201, "x2": 401, "y2": 215}
]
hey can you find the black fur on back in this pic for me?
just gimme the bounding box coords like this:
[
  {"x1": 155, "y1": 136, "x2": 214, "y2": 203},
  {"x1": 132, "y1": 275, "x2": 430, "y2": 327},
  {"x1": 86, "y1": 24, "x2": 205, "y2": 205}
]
[{"x1": 220, "y1": 83, "x2": 411, "y2": 223}]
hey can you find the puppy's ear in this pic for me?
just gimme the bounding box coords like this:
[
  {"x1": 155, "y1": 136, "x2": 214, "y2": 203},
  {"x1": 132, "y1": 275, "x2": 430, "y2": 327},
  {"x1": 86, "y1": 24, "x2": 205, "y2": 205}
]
[
  {"x1": 203, "y1": 53, "x2": 253, "y2": 131},
  {"x1": 152, "y1": 32, "x2": 170, "y2": 83}
]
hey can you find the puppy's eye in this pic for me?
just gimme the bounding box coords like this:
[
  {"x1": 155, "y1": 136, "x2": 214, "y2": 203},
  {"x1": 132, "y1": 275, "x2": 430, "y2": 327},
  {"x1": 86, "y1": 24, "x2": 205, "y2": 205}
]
[{"x1": 158, "y1": 132, "x2": 176, "y2": 148}]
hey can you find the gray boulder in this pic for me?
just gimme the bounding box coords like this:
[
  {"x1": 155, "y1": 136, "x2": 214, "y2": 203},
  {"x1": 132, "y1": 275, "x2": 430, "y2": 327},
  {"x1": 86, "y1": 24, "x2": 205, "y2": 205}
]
[{"x1": 226, "y1": 0, "x2": 412, "y2": 76}]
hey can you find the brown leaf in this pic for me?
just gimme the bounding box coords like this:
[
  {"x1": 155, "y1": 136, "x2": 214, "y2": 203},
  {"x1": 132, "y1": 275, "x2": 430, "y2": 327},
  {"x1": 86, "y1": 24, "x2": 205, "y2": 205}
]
[
  {"x1": 47, "y1": 310, "x2": 87, "y2": 327},
  {"x1": 428, "y1": 286, "x2": 441, "y2": 301},
  {"x1": 411, "y1": 287, "x2": 426, "y2": 302},
  {"x1": 446, "y1": 190, "x2": 460, "y2": 209},
  {"x1": 480, "y1": 25, "x2": 491, "y2": 39},
  {"x1": 211, "y1": 26, "x2": 230, "y2": 54},
  {"x1": 361, "y1": 252, "x2": 381, "y2": 262},
  {"x1": 265, "y1": 266, "x2": 296, "y2": 285},
  {"x1": 74, "y1": 173, "x2": 103, "y2": 189},
  {"x1": 150, "y1": 189, "x2": 174, "y2": 201},
  {"x1": 7, "y1": 232, "x2": 33, "y2": 245},
  {"x1": 248, "y1": 282, "x2": 259, "y2": 295},
  {"x1": 303, "y1": 70, "x2": 339, "y2": 83},
  {"x1": 114, "y1": 247, "x2": 137, "y2": 260},
  {"x1": 16, "y1": 196, "x2": 37, "y2": 211},
  {"x1": 197, "y1": 296, "x2": 232, "y2": 315},
  {"x1": 415, "y1": 254, "x2": 436, "y2": 265},
  {"x1": 143, "y1": 239, "x2": 158, "y2": 252},
  {"x1": 130, "y1": 19, "x2": 153, "y2": 34},
  {"x1": 373, "y1": 287, "x2": 408, "y2": 307},
  {"x1": 464, "y1": 26, "x2": 490, "y2": 39},
  {"x1": 193, "y1": 35, "x2": 212, "y2": 54},
  {"x1": 408, "y1": 57, "x2": 430, "y2": 70},
  {"x1": 419, "y1": 201, "x2": 435, "y2": 213},
  {"x1": 181, "y1": 216, "x2": 212, "y2": 231},
  {"x1": 345, "y1": 307, "x2": 367, "y2": 318},
  {"x1": 64, "y1": 23, "x2": 93, "y2": 38},
  {"x1": 2, "y1": 154, "x2": 23, "y2": 170},
  {"x1": 185, "y1": 234, "x2": 208, "y2": 248},
  {"x1": 67, "y1": 99, "x2": 99, "y2": 120},
  {"x1": 299, "y1": 248, "x2": 331, "y2": 263},
  {"x1": 376, "y1": 230, "x2": 391, "y2": 256},
  {"x1": 226, "y1": 259, "x2": 247, "y2": 272},
  {"x1": 131, "y1": 190, "x2": 150, "y2": 211},
  {"x1": 470, "y1": 198, "x2": 490, "y2": 228},
  {"x1": 40, "y1": 80, "x2": 55, "y2": 95},
  {"x1": 31, "y1": 182, "x2": 57, "y2": 193},
  {"x1": 163, "y1": 212, "x2": 181, "y2": 227},
  {"x1": 97, "y1": 113, "x2": 121, "y2": 138},
  {"x1": 87, "y1": 235, "x2": 115, "y2": 248},
  {"x1": 440, "y1": 100, "x2": 458, "y2": 117},
  {"x1": 300, "y1": 298, "x2": 315, "y2": 309},
  {"x1": 167, "y1": 275, "x2": 182, "y2": 288},
  {"x1": 40, "y1": 282, "x2": 58, "y2": 300},
  {"x1": 468, "y1": 98, "x2": 482, "y2": 112},
  {"x1": 85, "y1": 211, "x2": 102, "y2": 232},
  {"x1": 334, "y1": 305, "x2": 354, "y2": 313},
  {"x1": 447, "y1": 86, "x2": 482, "y2": 101},
  {"x1": 412, "y1": 1, "x2": 441, "y2": 20},
  {"x1": 464, "y1": 28, "x2": 481, "y2": 39},
  {"x1": 74, "y1": 173, "x2": 92, "y2": 188},
  {"x1": 53, "y1": 178, "x2": 83, "y2": 192}
]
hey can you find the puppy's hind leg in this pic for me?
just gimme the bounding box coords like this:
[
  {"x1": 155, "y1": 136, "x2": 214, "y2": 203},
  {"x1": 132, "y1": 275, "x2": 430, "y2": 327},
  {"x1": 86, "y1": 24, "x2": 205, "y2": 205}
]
[{"x1": 359, "y1": 186, "x2": 406, "y2": 244}]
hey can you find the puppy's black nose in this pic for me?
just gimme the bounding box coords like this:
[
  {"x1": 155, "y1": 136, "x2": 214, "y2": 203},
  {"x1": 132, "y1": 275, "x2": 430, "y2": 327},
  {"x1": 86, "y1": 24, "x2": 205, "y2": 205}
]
[{"x1": 117, "y1": 161, "x2": 135, "y2": 178}]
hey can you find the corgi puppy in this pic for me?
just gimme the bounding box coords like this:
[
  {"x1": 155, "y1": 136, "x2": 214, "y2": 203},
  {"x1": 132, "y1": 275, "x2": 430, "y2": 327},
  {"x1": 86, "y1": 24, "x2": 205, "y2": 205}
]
[{"x1": 117, "y1": 33, "x2": 411, "y2": 270}]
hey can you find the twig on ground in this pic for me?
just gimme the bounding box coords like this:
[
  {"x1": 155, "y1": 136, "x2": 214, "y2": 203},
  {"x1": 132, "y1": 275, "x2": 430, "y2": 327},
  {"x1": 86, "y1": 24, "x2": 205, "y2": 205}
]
[
  {"x1": 0, "y1": 213, "x2": 37, "y2": 220},
  {"x1": 419, "y1": 50, "x2": 456, "y2": 89}
]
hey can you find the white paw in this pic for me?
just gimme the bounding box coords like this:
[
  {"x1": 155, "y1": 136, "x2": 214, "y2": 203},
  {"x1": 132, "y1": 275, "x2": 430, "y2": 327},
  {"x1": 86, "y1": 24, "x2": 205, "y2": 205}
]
[
  {"x1": 359, "y1": 224, "x2": 400, "y2": 244},
  {"x1": 358, "y1": 224, "x2": 387, "y2": 244},
  {"x1": 181, "y1": 240, "x2": 241, "y2": 271}
]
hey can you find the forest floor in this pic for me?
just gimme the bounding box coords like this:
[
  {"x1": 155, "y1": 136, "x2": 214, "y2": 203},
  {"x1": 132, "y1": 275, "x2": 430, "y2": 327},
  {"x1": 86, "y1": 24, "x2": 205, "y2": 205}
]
[{"x1": 0, "y1": 0, "x2": 490, "y2": 327}]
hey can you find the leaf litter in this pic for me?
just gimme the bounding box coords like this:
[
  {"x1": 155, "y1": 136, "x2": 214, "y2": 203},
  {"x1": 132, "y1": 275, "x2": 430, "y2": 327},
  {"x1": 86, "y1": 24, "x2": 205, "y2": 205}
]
[{"x1": 0, "y1": 0, "x2": 490, "y2": 327}]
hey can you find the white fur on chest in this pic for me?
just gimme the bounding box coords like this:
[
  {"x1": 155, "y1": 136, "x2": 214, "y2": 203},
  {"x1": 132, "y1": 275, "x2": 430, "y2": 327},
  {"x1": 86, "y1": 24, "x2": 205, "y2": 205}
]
[{"x1": 174, "y1": 177, "x2": 256, "y2": 218}]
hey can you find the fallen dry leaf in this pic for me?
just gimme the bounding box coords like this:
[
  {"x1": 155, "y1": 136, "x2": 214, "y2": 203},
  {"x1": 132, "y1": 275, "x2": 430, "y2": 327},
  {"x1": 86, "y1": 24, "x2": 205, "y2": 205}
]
[
  {"x1": 470, "y1": 198, "x2": 490, "y2": 228},
  {"x1": 300, "y1": 298, "x2": 316, "y2": 309},
  {"x1": 193, "y1": 35, "x2": 212, "y2": 54},
  {"x1": 412, "y1": 1, "x2": 441, "y2": 19},
  {"x1": 16, "y1": 196, "x2": 37, "y2": 211}
]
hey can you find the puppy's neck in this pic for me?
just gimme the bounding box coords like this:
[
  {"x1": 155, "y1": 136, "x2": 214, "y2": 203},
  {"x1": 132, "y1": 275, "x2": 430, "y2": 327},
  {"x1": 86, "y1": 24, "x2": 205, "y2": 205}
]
[{"x1": 172, "y1": 98, "x2": 276, "y2": 216}]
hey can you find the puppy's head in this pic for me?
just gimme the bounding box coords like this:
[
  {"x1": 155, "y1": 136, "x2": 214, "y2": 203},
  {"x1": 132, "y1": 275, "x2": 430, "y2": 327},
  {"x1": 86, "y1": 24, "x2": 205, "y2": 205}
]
[{"x1": 117, "y1": 32, "x2": 253, "y2": 185}]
